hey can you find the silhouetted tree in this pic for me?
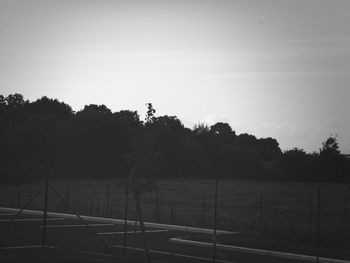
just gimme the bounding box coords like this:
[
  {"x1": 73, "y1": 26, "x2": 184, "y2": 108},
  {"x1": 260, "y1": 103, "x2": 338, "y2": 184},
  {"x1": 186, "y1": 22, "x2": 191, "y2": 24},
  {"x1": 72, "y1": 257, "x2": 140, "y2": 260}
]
[
  {"x1": 151, "y1": 115, "x2": 184, "y2": 131},
  {"x1": 0, "y1": 95, "x2": 6, "y2": 114},
  {"x1": 210, "y1": 122, "x2": 235, "y2": 136},
  {"x1": 145, "y1": 103, "x2": 156, "y2": 124},
  {"x1": 320, "y1": 136, "x2": 341, "y2": 160},
  {"x1": 318, "y1": 136, "x2": 346, "y2": 181},
  {"x1": 28, "y1": 96, "x2": 73, "y2": 122},
  {"x1": 115, "y1": 110, "x2": 142, "y2": 126},
  {"x1": 78, "y1": 104, "x2": 112, "y2": 115},
  {"x1": 257, "y1": 137, "x2": 281, "y2": 161},
  {"x1": 0, "y1": 93, "x2": 349, "y2": 183},
  {"x1": 20, "y1": 115, "x2": 65, "y2": 167},
  {"x1": 277, "y1": 148, "x2": 312, "y2": 180},
  {"x1": 127, "y1": 169, "x2": 158, "y2": 263},
  {"x1": 5, "y1": 93, "x2": 27, "y2": 109},
  {"x1": 67, "y1": 104, "x2": 121, "y2": 177},
  {"x1": 193, "y1": 123, "x2": 210, "y2": 135}
]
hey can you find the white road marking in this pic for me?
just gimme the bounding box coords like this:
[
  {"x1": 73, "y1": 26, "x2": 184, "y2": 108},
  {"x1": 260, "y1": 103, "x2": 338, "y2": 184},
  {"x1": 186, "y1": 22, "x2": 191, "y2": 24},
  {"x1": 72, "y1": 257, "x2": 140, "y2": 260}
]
[
  {"x1": 99, "y1": 229, "x2": 169, "y2": 235},
  {"x1": 0, "y1": 213, "x2": 17, "y2": 216},
  {"x1": 169, "y1": 238, "x2": 350, "y2": 263},
  {"x1": 75, "y1": 249, "x2": 117, "y2": 258},
  {"x1": 1, "y1": 245, "x2": 54, "y2": 250},
  {"x1": 41, "y1": 223, "x2": 114, "y2": 228},
  {"x1": 0, "y1": 218, "x2": 64, "y2": 222},
  {"x1": 0, "y1": 207, "x2": 233, "y2": 235},
  {"x1": 113, "y1": 244, "x2": 235, "y2": 263}
]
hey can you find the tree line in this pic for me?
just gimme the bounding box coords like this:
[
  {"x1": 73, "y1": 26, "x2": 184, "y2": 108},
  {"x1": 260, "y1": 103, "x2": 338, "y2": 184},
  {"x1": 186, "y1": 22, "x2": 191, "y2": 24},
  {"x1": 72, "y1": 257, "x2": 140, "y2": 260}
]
[{"x1": 0, "y1": 93, "x2": 349, "y2": 183}]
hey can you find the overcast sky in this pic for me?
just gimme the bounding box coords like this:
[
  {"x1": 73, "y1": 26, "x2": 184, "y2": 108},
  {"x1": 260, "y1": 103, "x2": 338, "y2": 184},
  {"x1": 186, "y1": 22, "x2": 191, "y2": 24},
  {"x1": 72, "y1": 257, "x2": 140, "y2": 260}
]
[{"x1": 1, "y1": 0, "x2": 349, "y2": 153}]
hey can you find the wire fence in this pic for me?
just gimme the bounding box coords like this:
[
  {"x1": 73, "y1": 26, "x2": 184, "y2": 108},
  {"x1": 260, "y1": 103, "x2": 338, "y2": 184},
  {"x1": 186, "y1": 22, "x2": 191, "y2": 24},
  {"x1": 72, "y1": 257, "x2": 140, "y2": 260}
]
[{"x1": 0, "y1": 179, "x2": 349, "y2": 250}]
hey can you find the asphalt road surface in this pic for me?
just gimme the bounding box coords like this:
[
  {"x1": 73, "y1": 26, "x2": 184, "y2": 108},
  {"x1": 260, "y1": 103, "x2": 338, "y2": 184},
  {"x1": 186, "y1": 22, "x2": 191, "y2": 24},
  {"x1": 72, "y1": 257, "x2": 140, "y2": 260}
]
[{"x1": 0, "y1": 210, "x2": 347, "y2": 263}]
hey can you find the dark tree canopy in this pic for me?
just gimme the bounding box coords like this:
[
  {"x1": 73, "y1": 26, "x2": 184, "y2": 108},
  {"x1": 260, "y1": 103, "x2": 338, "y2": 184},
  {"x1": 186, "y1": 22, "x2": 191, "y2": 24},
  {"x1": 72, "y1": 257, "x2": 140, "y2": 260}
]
[
  {"x1": 0, "y1": 93, "x2": 348, "y2": 183},
  {"x1": 4, "y1": 93, "x2": 27, "y2": 109},
  {"x1": 145, "y1": 103, "x2": 156, "y2": 124},
  {"x1": 28, "y1": 96, "x2": 73, "y2": 121},
  {"x1": 210, "y1": 122, "x2": 235, "y2": 136},
  {"x1": 78, "y1": 104, "x2": 112, "y2": 115},
  {"x1": 320, "y1": 136, "x2": 341, "y2": 160},
  {"x1": 193, "y1": 123, "x2": 210, "y2": 135}
]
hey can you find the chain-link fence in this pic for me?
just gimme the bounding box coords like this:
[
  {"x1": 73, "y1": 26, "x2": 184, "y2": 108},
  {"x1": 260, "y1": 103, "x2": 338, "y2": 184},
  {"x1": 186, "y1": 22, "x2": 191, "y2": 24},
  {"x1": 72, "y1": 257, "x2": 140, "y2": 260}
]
[{"x1": 1, "y1": 179, "x2": 349, "y2": 262}]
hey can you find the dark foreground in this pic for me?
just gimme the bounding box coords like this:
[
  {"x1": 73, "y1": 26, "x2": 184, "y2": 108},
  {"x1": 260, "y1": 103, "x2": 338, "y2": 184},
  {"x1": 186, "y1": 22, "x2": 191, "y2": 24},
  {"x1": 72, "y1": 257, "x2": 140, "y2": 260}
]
[{"x1": 1, "y1": 209, "x2": 350, "y2": 263}]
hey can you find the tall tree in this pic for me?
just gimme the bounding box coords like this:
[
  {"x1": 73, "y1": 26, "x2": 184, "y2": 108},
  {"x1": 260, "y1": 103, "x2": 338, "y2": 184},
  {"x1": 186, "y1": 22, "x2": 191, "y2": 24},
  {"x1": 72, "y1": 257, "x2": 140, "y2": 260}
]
[{"x1": 145, "y1": 103, "x2": 156, "y2": 124}]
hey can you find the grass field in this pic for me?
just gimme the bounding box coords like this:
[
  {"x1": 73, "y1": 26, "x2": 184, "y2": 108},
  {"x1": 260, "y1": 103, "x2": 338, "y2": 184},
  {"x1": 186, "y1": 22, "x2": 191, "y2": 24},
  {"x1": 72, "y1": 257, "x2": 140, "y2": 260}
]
[{"x1": 1, "y1": 179, "x2": 349, "y2": 250}]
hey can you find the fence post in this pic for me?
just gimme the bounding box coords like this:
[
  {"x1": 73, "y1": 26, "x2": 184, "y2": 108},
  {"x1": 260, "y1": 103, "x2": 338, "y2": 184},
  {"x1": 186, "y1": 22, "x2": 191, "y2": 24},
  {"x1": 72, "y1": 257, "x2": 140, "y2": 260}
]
[
  {"x1": 123, "y1": 185, "x2": 129, "y2": 257},
  {"x1": 344, "y1": 198, "x2": 349, "y2": 242},
  {"x1": 89, "y1": 201, "x2": 94, "y2": 216},
  {"x1": 170, "y1": 202, "x2": 176, "y2": 224},
  {"x1": 31, "y1": 184, "x2": 36, "y2": 210},
  {"x1": 259, "y1": 192, "x2": 264, "y2": 233},
  {"x1": 201, "y1": 188, "x2": 206, "y2": 226},
  {"x1": 134, "y1": 210, "x2": 138, "y2": 233},
  {"x1": 28, "y1": 183, "x2": 32, "y2": 209},
  {"x1": 17, "y1": 189, "x2": 21, "y2": 208},
  {"x1": 96, "y1": 198, "x2": 100, "y2": 216},
  {"x1": 213, "y1": 178, "x2": 218, "y2": 263},
  {"x1": 316, "y1": 186, "x2": 321, "y2": 263},
  {"x1": 308, "y1": 194, "x2": 313, "y2": 242},
  {"x1": 106, "y1": 181, "x2": 110, "y2": 218},
  {"x1": 343, "y1": 187, "x2": 350, "y2": 243},
  {"x1": 65, "y1": 180, "x2": 70, "y2": 213},
  {"x1": 154, "y1": 187, "x2": 159, "y2": 221},
  {"x1": 41, "y1": 172, "x2": 49, "y2": 249}
]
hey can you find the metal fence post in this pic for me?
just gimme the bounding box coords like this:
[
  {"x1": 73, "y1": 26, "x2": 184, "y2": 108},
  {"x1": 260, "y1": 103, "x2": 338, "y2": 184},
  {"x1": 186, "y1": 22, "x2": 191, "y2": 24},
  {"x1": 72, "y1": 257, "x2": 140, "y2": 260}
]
[
  {"x1": 202, "y1": 188, "x2": 206, "y2": 226},
  {"x1": 41, "y1": 172, "x2": 49, "y2": 249},
  {"x1": 17, "y1": 189, "x2": 21, "y2": 208},
  {"x1": 259, "y1": 192, "x2": 263, "y2": 233},
  {"x1": 154, "y1": 187, "x2": 159, "y2": 221},
  {"x1": 316, "y1": 186, "x2": 321, "y2": 263},
  {"x1": 309, "y1": 194, "x2": 313, "y2": 242},
  {"x1": 344, "y1": 198, "x2": 349, "y2": 241},
  {"x1": 106, "y1": 181, "x2": 110, "y2": 218},
  {"x1": 65, "y1": 180, "x2": 70, "y2": 213},
  {"x1": 28, "y1": 183, "x2": 32, "y2": 208},
  {"x1": 213, "y1": 178, "x2": 218, "y2": 263},
  {"x1": 123, "y1": 185, "x2": 129, "y2": 257}
]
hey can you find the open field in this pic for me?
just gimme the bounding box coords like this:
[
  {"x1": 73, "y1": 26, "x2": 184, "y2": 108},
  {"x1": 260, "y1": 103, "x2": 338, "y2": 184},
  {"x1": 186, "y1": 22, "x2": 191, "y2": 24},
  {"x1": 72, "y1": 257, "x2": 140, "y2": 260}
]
[{"x1": 1, "y1": 179, "x2": 349, "y2": 253}]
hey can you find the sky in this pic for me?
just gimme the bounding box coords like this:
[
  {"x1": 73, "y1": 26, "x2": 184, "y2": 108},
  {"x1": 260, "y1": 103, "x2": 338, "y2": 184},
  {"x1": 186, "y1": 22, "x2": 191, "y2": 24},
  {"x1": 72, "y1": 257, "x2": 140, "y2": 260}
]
[{"x1": 1, "y1": 0, "x2": 349, "y2": 153}]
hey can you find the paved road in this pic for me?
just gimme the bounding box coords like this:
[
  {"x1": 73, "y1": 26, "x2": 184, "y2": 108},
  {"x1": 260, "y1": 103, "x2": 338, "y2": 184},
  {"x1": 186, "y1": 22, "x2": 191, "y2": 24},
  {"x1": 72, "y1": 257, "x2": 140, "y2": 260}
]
[{"x1": 0, "y1": 210, "x2": 344, "y2": 263}]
